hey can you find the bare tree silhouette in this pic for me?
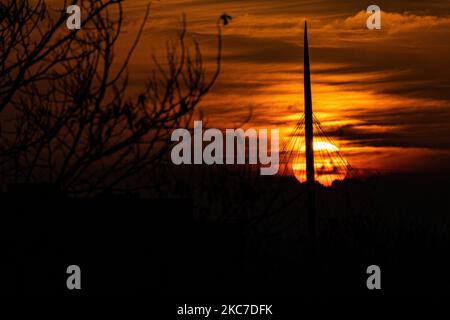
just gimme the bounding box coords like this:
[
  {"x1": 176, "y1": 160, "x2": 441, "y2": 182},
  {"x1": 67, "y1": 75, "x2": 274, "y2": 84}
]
[
  {"x1": 0, "y1": 1, "x2": 223, "y2": 196},
  {"x1": 0, "y1": 1, "x2": 128, "y2": 113}
]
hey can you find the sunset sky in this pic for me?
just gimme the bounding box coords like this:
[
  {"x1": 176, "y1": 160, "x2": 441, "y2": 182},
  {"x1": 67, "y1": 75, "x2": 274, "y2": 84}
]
[{"x1": 90, "y1": 0, "x2": 450, "y2": 174}]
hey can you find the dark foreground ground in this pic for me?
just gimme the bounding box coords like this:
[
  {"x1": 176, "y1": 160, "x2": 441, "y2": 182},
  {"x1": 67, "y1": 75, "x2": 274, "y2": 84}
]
[{"x1": 1, "y1": 172, "x2": 450, "y2": 297}]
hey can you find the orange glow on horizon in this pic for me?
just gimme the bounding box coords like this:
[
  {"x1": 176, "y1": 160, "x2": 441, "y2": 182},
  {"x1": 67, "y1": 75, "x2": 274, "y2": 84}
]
[{"x1": 292, "y1": 141, "x2": 348, "y2": 186}]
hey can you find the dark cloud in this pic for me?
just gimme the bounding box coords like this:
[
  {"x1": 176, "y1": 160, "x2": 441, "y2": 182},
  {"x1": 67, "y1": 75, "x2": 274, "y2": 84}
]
[{"x1": 326, "y1": 104, "x2": 450, "y2": 149}]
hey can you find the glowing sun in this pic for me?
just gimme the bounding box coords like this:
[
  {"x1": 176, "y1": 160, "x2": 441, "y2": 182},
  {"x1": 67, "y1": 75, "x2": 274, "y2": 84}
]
[{"x1": 292, "y1": 141, "x2": 348, "y2": 186}]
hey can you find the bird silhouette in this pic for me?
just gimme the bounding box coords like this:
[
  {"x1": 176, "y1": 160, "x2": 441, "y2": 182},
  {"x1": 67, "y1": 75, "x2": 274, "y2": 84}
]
[{"x1": 220, "y1": 13, "x2": 232, "y2": 26}]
